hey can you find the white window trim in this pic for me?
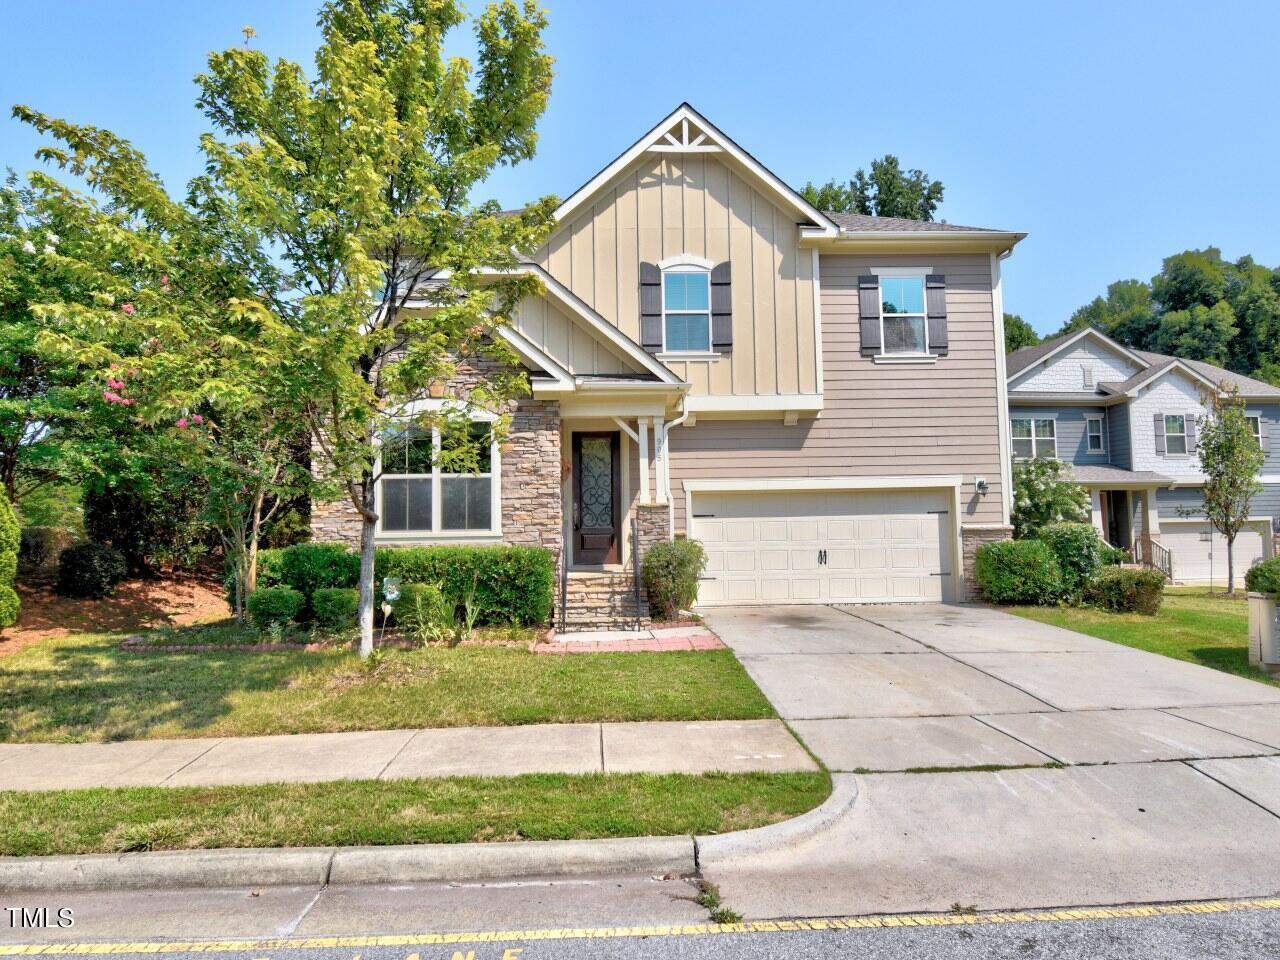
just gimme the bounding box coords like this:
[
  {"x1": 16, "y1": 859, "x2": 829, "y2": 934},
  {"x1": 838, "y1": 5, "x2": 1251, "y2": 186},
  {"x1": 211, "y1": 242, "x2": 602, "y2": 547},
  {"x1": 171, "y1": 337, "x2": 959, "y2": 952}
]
[
  {"x1": 1010, "y1": 416, "x2": 1058, "y2": 460},
  {"x1": 661, "y1": 263, "x2": 714, "y2": 355},
  {"x1": 376, "y1": 403, "x2": 502, "y2": 540},
  {"x1": 872, "y1": 271, "x2": 929, "y2": 358},
  {"x1": 1163, "y1": 413, "x2": 1189, "y2": 458},
  {"x1": 1085, "y1": 415, "x2": 1106, "y2": 454},
  {"x1": 1246, "y1": 413, "x2": 1263, "y2": 447}
]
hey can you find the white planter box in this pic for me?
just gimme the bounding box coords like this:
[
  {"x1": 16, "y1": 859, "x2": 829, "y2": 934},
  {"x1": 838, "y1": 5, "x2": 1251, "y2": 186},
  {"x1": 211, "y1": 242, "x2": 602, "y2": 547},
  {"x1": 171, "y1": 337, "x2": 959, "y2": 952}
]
[{"x1": 1248, "y1": 592, "x2": 1280, "y2": 671}]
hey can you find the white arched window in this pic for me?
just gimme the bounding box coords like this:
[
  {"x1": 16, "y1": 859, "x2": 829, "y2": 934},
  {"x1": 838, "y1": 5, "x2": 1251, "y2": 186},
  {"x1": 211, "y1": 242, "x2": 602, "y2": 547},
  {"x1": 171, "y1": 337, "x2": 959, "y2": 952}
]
[{"x1": 659, "y1": 255, "x2": 713, "y2": 353}]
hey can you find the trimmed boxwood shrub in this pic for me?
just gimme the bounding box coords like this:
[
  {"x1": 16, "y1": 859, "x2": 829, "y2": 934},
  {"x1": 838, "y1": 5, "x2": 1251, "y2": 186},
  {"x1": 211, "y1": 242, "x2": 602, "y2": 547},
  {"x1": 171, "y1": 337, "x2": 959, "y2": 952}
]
[
  {"x1": 1085, "y1": 567, "x2": 1165, "y2": 615},
  {"x1": 311, "y1": 587, "x2": 360, "y2": 629},
  {"x1": 376, "y1": 546, "x2": 554, "y2": 626},
  {"x1": 974, "y1": 539, "x2": 1063, "y2": 605},
  {"x1": 1245, "y1": 556, "x2": 1280, "y2": 596},
  {"x1": 247, "y1": 585, "x2": 305, "y2": 629},
  {"x1": 642, "y1": 539, "x2": 708, "y2": 621},
  {"x1": 0, "y1": 491, "x2": 18, "y2": 628},
  {"x1": 56, "y1": 543, "x2": 129, "y2": 599},
  {"x1": 278, "y1": 543, "x2": 361, "y2": 601},
  {"x1": 1039, "y1": 522, "x2": 1104, "y2": 599}
]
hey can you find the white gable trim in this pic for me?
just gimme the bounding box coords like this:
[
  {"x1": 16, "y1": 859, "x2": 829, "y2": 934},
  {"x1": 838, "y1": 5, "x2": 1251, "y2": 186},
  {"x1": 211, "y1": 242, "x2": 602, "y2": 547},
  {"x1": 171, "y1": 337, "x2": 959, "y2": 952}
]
[
  {"x1": 553, "y1": 103, "x2": 838, "y2": 239},
  {"x1": 1123, "y1": 359, "x2": 1223, "y2": 398},
  {"x1": 495, "y1": 325, "x2": 574, "y2": 393},
  {"x1": 1008, "y1": 327, "x2": 1149, "y2": 387}
]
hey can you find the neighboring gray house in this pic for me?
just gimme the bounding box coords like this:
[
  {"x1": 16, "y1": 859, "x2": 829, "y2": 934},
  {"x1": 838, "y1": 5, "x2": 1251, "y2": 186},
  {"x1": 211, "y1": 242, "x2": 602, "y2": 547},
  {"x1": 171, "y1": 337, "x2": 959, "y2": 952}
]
[
  {"x1": 313, "y1": 103, "x2": 1027, "y2": 621},
  {"x1": 1007, "y1": 327, "x2": 1280, "y2": 583}
]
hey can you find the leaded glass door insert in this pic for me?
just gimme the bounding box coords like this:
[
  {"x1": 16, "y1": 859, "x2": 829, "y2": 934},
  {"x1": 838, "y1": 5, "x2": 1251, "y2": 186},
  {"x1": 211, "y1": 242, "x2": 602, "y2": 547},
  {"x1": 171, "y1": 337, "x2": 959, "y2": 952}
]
[{"x1": 572, "y1": 431, "x2": 620, "y2": 565}]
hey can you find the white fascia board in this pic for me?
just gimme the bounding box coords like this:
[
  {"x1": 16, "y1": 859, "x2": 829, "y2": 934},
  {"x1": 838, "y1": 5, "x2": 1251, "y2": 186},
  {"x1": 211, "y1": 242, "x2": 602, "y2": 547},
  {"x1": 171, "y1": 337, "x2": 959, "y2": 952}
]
[
  {"x1": 1125, "y1": 359, "x2": 1226, "y2": 397},
  {"x1": 684, "y1": 393, "x2": 823, "y2": 413},
  {"x1": 553, "y1": 103, "x2": 837, "y2": 237},
  {"x1": 1008, "y1": 327, "x2": 1151, "y2": 388},
  {"x1": 496, "y1": 325, "x2": 574, "y2": 392},
  {"x1": 683, "y1": 475, "x2": 963, "y2": 495},
  {"x1": 576, "y1": 379, "x2": 688, "y2": 394}
]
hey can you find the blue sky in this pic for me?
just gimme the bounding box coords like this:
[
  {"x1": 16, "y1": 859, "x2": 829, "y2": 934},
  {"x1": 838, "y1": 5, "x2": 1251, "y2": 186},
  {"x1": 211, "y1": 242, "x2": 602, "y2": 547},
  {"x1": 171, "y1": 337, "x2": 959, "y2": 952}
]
[{"x1": 3, "y1": 0, "x2": 1277, "y2": 336}]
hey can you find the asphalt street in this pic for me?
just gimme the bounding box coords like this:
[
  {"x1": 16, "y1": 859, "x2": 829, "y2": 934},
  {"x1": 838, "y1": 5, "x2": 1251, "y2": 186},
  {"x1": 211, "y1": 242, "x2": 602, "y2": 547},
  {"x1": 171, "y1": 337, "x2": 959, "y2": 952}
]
[{"x1": 3, "y1": 899, "x2": 1279, "y2": 960}]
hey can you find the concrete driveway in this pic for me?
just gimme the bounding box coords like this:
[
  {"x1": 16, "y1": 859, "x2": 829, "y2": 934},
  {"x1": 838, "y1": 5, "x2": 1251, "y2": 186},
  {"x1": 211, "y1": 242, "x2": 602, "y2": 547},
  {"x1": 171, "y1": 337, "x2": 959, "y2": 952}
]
[{"x1": 702, "y1": 603, "x2": 1280, "y2": 918}]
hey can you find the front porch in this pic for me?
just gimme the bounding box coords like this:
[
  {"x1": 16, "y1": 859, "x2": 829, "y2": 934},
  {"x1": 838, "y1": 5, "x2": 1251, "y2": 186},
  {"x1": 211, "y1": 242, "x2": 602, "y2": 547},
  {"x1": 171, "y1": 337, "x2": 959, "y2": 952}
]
[{"x1": 1073, "y1": 466, "x2": 1175, "y2": 579}]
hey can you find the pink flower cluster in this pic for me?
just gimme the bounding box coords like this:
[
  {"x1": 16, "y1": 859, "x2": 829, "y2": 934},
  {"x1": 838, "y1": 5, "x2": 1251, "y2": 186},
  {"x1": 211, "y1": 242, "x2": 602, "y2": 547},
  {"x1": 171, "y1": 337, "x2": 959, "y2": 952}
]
[
  {"x1": 103, "y1": 390, "x2": 135, "y2": 406},
  {"x1": 175, "y1": 414, "x2": 205, "y2": 429},
  {"x1": 121, "y1": 303, "x2": 136, "y2": 316}
]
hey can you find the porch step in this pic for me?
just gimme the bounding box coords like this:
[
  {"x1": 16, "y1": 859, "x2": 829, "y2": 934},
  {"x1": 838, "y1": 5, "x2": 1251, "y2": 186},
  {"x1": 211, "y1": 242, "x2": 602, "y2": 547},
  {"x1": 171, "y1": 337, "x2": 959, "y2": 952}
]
[{"x1": 558, "y1": 572, "x2": 650, "y2": 632}]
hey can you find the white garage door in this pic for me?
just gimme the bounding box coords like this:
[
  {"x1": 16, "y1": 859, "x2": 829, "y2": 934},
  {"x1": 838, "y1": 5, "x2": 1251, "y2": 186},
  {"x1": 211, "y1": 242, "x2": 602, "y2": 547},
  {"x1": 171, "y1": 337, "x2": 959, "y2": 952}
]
[
  {"x1": 691, "y1": 488, "x2": 954, "y2": 605},
  {"x1": 1160, "y1": 522, "x2": 1268, "y2": 583}
]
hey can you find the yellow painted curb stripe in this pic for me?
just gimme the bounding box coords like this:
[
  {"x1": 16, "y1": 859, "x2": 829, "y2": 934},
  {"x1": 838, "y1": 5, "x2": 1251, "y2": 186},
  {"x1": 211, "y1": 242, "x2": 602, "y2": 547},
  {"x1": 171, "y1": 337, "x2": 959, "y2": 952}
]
[{"x1": 3, "y1": 898, "x2": 1279, "y2": 954}]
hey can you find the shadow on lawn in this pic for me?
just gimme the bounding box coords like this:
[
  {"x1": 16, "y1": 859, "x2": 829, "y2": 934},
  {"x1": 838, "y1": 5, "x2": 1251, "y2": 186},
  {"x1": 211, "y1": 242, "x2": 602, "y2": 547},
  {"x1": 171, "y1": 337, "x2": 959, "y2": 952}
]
[{"x1": 0, "y1": 633, "x2": 342, "y2": 743}]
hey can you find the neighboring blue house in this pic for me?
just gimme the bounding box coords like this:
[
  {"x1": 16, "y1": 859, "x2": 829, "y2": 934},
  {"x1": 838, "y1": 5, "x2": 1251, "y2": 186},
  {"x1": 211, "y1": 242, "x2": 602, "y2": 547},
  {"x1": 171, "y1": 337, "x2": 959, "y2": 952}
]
[{"x1": 1007, "y1": 328, "x2": 1280, "y2": 584}]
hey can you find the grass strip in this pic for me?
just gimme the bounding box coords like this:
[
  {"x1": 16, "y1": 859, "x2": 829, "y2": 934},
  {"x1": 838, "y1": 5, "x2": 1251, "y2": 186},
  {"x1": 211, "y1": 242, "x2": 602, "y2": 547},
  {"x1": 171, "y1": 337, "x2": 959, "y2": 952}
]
[{"x1": 0, "y1": 771, "x2": 831, "y2": 857}]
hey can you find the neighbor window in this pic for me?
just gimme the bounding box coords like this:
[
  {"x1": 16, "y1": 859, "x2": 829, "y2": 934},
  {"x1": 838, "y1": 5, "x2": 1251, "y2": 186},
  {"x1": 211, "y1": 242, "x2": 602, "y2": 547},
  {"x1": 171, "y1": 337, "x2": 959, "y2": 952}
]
[
  {"x1": 662, "y1": 269, "x2": 711, "y2": 352},
  {"x1": 880, "y1": 276, "x2": 927, "y2": 355},
  {"x1": 1011, "y1": 418, "x2": 1057, "y2": 459},
  {"x1": 379, "y1": 420, "x2": 497, "y2": 534},
  {"x1": 1247, "y1": 415, "x2": 1262, "y2": 446},
  {"x1": 1164, "y1": 414, "x2": 1187, "y2": 456},
  {"x1": 1086, "y1": 416, "x2": 1105, "y2": 453}
]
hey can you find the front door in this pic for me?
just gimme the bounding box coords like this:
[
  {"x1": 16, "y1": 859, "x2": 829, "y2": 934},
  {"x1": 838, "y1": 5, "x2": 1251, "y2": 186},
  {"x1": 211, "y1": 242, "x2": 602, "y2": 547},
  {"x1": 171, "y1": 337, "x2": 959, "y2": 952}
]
[
  {"x1": 572, "y1": 431, "x2": 621, "y2": 565},
  {"x1": 1103, "y1": 490, "x2": 1131, "y2": 549}
]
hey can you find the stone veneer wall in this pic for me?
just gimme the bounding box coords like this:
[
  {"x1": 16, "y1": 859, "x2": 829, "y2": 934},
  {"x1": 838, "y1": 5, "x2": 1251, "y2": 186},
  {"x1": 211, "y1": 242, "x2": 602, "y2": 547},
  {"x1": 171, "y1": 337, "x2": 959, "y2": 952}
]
[
  {"x1": 309, "y1": 358, "x2": 562, "y2": 557},
  {"x1": 961, "y1": 525, "x2": 1013, "y2": 601},
  {"x1": 634, "y1": 503, "x2": 672, "y2": 560}
]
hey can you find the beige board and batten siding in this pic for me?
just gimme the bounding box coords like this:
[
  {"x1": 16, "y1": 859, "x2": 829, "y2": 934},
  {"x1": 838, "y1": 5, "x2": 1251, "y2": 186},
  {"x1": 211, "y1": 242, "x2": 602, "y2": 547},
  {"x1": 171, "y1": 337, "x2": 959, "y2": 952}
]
[
  {"x1": 667, "y1": 253, "x2": 1006, "y2": 532},
  {"x1": 510, "y1": 294, "x2": 646, "y2": 377},
  {"x1": 533, "y1": 153, "x2": 817, "y2": 399}
]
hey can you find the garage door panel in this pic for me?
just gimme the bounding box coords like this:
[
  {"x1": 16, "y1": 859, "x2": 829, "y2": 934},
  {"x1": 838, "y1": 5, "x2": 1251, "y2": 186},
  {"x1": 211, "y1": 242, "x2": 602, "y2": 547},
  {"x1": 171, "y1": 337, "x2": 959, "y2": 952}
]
[
  {"x1": 691, "y1": 488, "x2": 954, "y2": 606},
  {"x1": 1160, "y1": 523, "x2": 1267, "y2": 583}
]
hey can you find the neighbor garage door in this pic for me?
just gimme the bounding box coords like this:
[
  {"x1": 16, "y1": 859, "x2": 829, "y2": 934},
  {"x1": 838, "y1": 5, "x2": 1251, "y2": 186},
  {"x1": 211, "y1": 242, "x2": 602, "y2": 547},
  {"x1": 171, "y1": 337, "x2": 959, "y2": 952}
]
[
  {"x1": 1160, "y1": 521, "x2": 1269, "y2": 583},
  {"x1": 690, "y1": 488, "x2": 954, "y2": 605}
]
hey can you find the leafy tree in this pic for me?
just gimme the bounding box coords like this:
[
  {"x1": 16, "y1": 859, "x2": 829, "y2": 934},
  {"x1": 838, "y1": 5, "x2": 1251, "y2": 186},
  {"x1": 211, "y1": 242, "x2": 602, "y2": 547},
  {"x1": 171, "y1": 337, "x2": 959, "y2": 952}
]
[
  {"x1": 1222, "y1": 256, "x2": 1280, "y2": 376},
  {"x1": 1148, "y1": 300, "x2": 1238, "y2": 366},
  {"x1": 1004, "y1": 313, "x2": 1040, "y2": 353},
  {"x1": 1151, "y1": 248, "x2": 1228, "y2": 314},
  {"x1": 0, "y1": 488, "x2": 18, "y2": 629},
  {"x1": 1186, "y1": 386, "x2": 1264, "y2": 594},
  {"x1": 802, "y1": 155, "x2": 944, "y2": 221},
  {"x1": 1055, "y1": 279, "x2": 1157, "y2": 346},
  {"x1": 1011, "y1": 458, "x2": 1090, "y2": 540}
]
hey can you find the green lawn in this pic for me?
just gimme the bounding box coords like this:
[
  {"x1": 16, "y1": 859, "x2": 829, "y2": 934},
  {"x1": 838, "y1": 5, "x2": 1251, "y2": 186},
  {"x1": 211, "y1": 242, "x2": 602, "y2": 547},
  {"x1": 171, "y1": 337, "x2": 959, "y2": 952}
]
[
  {"x1": 0, "y1": 634, "x2": 774, "y2": 743},
  {"x1": 0, "y1": 771, "x2": 831, "y2": 857},
  {"x1": 1007, "y1": 586, "x2": 1274, "y2": 686}
]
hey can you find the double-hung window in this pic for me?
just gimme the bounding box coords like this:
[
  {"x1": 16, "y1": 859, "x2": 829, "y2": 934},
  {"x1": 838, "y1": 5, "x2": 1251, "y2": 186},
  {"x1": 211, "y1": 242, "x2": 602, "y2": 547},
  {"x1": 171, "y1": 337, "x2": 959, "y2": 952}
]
[
  {"x1": 1011, "y1": 418, "x2": 1057, "y2": 460},
  {"x1": 1164, "y1": 415, "x2": 1188, "y2": 456},
  {"x1": 880, "y1": 276, "x2": 928, "y2": 355},
  {"x1": 379, "y1": 419, "x2": 497, "y2": 535},
  {"x1": 1086, "y1": 416, "x2": 1105, "y2": 453},
  {"x1": 662, "y1": 268, "x2": 711, "y2": 353},
  {"x1": 1247, "y1": 415, "x2": 1263, "y2": 447}
]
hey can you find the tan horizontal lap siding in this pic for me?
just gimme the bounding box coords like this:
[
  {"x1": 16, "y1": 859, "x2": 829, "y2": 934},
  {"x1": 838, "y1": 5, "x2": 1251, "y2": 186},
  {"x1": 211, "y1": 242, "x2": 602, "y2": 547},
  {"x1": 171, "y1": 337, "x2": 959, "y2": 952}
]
[
  {"x1": 669, "y1": 252, "x2": 1005, "y2": 530},
  {"x1": 534, "y1": 155, "x2": 816, "y2": 398}
]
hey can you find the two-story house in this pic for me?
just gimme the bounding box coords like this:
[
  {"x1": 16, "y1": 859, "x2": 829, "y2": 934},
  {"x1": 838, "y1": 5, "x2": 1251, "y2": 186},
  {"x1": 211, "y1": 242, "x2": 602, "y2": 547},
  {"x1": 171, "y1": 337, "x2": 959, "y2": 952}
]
[
  {"x1": 313, "y1": 104, "x2": 1025, "y2": 620},
  {"x1": 1007, "y1": 327, "x2": 1280, "y2": 583}
]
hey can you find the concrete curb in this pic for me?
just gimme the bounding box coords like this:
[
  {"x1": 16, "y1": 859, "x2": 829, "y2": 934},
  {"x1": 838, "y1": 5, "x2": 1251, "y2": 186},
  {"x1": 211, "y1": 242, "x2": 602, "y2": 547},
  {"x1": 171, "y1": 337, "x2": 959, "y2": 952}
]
[
  {"x1": 0, "y1": 837, "x2": 696, "y2": 893},
  {"x1": 695, "y1": 773, "x2": 859, "y2": 864}
]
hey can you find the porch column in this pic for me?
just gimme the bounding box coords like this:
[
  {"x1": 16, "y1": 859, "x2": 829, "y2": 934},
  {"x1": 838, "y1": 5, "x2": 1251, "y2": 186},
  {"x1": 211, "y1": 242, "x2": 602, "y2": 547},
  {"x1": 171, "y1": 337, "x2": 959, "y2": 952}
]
[
  {"x1": 653, "y1": 420, "x2": 669, "y2": 504},
  {"x1": 1090, "y1": 489, "x2": 1105, "y2": 537},
  {"x1": 637, "y1": 417, "x2": 650, "y2": 503},
  {"x1": 1142, "y1": 487, "x2": 1161, "y2": 538}
]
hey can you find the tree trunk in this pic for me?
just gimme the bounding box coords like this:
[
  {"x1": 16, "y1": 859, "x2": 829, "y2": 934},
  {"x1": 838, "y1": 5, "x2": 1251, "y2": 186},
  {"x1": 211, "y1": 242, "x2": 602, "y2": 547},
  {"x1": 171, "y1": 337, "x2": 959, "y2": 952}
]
[
  {"x1": 1226, "y1": 532, "x2": 1236, "y2": 596},
  {"x1": 357, "y1": 509, "x2": 378, "y2": 656},
  {"x1": 246, "y1": 489, "x2": 265, "y2": 595}
]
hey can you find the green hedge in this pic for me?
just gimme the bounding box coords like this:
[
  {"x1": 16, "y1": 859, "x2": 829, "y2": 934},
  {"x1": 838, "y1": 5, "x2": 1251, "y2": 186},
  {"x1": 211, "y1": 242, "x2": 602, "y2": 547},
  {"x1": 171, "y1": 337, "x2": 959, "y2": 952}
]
[
  {"x1": 0, "y1": 492, "x2": 17, "y2": 627},
  {"x1": 391, "y1": 582, "x2": 451, "y2": 639},
  {"x1": 238, "y1": 542, "x2": 554, "y2": 626},
  {"x1": 1039, "y1": 522, "x2": 1104, "y2": 599},
  {"x1": 1085, "y1": 567, "x2": 1165, "y2": 615},
  {"x1": 974, "y1": 539, "x2": 1063, "y2": 605},
  {"x1": 376, "y1": 546, "x2": 554, "y2": 626},
  {"x1": 643, "y1": 539, "x2": 707, "y2": 621},
  {"x1": 247, "y1": 586, "x2": 305, "y2": 629},
  {"x1": 56, "y1": 543, "x2": 128, "y2": 600},
  {"x1": 311, "y1": 587, "x2": 360, "y2": 629},
  {"x1": 1245, "y1": 556, "x2": 1280, "y2": 596}
]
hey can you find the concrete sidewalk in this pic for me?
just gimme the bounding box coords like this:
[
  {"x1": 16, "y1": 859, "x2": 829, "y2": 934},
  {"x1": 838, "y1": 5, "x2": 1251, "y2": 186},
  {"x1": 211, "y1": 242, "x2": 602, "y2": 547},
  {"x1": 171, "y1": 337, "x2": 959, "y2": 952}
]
[{"x1": 0, "y1": 719, "x2": 814, "y2": 791}]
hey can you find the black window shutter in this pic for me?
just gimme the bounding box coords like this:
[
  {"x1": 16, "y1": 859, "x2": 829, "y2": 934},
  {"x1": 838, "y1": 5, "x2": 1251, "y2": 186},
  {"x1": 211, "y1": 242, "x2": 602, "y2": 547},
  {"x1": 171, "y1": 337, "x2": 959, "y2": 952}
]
[
  {"x1": 711, "y1": 261, "x2": 732, "y2": 352},
  {"x1": 1186, "y1": 417, "x2": 1198, "y2": 454},
  {"x1": 1153, "y1": 414, "x2": 1166, "y2": 455},
  {"x1": 639, "y1": 261, "x2": 662, "y2": 352},
  {"x1": 926, "y1": 274, "x2": 948, "y2": 356},
  {"x1": 858, "y1": 276, "x2": 881, "y2": 356}
]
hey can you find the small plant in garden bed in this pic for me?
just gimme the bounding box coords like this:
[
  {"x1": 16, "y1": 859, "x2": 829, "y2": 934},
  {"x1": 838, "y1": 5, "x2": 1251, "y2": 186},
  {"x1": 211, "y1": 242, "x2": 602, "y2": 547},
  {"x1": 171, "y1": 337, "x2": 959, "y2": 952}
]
[
  {"x1": 974, "y1": 539, "x2": 1063, "y2": 605},
  {"x1": 1245, "y1": 557, "x2": 1280, "y2": 596},
  {"x1": 643, "y1": 540, "x2": 708, "y2": 621}
]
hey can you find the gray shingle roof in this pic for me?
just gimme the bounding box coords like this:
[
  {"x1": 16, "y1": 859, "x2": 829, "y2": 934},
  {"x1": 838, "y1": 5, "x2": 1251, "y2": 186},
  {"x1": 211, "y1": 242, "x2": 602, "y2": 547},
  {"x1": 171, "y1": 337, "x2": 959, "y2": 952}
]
[
  {"x1": 1132, "y1": 350, "x2": 1280, "y2": 398},
  {"x1": 1070, "y1": 465, "x2": 1173, "y2": 485},
  {"x1": 823, "y1": 212, "x2": 1013, "y2": 234},
  {"x1": 1006, "y1": 332, "x2": 1078, "y2": 378}
]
